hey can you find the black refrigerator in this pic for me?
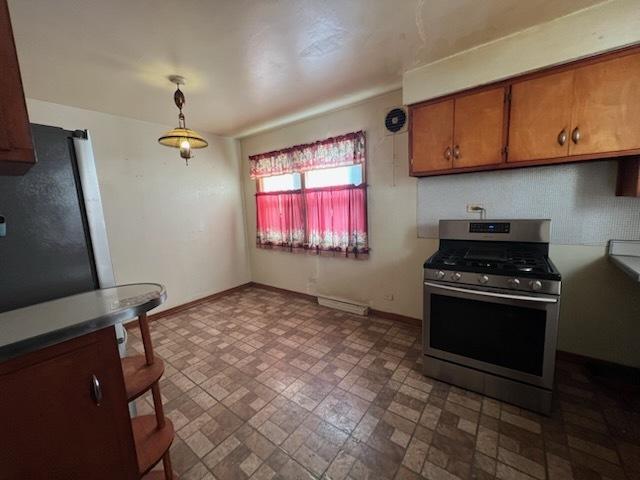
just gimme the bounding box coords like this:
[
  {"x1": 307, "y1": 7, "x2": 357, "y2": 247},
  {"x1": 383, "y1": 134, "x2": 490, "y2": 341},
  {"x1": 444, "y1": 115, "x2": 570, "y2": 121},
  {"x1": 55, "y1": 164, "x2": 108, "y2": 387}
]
[{"x1": 0, "y1": 124, "x2": 124, "y2": 348}]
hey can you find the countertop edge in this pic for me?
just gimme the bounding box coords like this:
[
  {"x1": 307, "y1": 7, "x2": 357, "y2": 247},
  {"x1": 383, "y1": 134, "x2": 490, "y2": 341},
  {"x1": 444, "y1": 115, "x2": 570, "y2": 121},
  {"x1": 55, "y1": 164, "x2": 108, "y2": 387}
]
[
  {"x1": 609, "y1": 254, "x2": 640, "y2": 283},
  {"x1": 0, "y1": 286, "x2": 166, "y2": 363}
]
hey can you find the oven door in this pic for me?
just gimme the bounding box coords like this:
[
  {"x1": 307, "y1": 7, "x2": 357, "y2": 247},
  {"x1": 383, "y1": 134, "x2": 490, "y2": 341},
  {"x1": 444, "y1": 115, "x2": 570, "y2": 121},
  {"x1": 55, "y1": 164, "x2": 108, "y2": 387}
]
[{"x1": 423, "y1": 281, "x2": 560, "y2": 389}]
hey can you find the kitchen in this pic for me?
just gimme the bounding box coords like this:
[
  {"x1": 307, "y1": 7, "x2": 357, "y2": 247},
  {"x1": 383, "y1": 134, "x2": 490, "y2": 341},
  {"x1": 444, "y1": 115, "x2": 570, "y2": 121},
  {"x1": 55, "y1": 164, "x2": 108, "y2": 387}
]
[{"x1": 1, "y1": 1, "x2": 639, "y2": 479}]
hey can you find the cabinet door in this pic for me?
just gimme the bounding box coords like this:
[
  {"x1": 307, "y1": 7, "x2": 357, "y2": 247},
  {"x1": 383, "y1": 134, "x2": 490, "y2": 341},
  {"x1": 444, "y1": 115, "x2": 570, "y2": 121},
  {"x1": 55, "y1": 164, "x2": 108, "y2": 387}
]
[
  {"x1": 0, "y1": 0, "x2": 35, "y2": 174},
  {"x1": 453, "y1": 87, "x2": 506, "y2": 168},
  {"x1": 410, "y1": 99, "x2": 454, "y2": 173},
  {"x1": 0, "y1": 328, "x2": 138, "y2": 479},
  {"x1": 570, "y1": 52, "x2": 640, "y2": 156},
  {"x1": 508, "y1": 70, "x2": 574, "y2": 163}
]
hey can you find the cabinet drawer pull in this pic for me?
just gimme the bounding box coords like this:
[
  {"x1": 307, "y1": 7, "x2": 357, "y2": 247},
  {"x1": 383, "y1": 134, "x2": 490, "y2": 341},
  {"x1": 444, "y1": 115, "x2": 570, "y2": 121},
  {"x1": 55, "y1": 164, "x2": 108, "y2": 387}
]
[
  {"x1": 557, "y1": 129, "x2": 567, "y2": 146},
  {"x1": 571, "y1": 127, "x2": 581, "y2": 144},
  {"x1": 444, "y1": 147, "x2": 452, "y2": 160},
  {"x1": 453, "y1": 145, "x2": 460, "y2": 160},
  {"x1": 91, "y1": 374, "x2": 102, "y2": 406}
]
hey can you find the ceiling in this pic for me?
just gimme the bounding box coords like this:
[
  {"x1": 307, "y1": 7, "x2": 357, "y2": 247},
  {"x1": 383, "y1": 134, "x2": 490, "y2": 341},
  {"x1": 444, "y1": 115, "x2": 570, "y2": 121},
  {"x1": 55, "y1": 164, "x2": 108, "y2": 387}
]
[{"x1": 9, "y1": 0, "x2": 602, "y2": 137}]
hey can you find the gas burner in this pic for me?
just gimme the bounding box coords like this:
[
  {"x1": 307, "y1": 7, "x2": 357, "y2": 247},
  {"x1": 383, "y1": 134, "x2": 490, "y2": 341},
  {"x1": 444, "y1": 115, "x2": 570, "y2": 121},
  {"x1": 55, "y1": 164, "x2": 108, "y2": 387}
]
[{"x1": 425, "y1": 238, "x2": 561, "y2": 281}]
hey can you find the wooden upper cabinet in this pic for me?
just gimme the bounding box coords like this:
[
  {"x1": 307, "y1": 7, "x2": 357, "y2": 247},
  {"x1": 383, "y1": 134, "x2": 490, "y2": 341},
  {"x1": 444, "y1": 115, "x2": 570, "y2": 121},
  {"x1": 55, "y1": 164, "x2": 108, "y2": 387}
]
[
  {"x1": 410, "y1": 99, "x2": 454, "y2": 174},
  {"x1": 408, "y1": 46, "x2": 640, "y2": 189},
  {"x1": 0, "y1": 0, "x2": 35, "y2": 175},
  {"x1": 452, "y1": 87, "x2": 506, "y2": 168},
  {"x1": 570, "y1": 53, "x2": 640, "y2": 156},
  {"x1": 508, "y1": 70, "x2": 575, "y2": 163}
]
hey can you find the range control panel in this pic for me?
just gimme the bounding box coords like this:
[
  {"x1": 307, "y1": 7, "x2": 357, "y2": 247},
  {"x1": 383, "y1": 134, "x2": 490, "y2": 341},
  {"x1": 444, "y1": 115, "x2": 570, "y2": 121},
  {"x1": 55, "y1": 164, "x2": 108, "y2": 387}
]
[{"x1": 469, "y1": 222, "x2": 510, "y2": 234}]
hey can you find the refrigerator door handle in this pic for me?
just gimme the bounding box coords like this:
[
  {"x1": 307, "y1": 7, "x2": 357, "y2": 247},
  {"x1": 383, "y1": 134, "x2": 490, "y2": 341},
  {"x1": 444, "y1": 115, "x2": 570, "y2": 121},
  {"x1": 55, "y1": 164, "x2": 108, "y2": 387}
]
[{"x1": 73, "y1": 131, "x2": 115, "y2": 289}]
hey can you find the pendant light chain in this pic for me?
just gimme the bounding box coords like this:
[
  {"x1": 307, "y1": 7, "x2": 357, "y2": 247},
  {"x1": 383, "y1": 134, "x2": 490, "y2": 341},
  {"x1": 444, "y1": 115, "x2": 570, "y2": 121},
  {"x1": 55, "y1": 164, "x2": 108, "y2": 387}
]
[{"x1": 157, "y1": 75, "x2": 208, "y2": 164}]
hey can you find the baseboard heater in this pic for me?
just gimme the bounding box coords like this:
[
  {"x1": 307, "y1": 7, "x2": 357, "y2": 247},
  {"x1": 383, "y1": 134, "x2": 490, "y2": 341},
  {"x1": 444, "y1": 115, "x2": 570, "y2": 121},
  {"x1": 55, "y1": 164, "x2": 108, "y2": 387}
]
[{"x1": 317, "y1": 295, "x2": 369, "y2": 316}]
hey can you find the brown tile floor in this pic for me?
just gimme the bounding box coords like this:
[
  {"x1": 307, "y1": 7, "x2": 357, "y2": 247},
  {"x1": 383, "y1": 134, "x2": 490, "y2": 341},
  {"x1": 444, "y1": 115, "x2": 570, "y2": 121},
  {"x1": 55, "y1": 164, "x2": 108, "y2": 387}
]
[{"x1": 130, "y1": 286, "x2": 640, "y2": 480}]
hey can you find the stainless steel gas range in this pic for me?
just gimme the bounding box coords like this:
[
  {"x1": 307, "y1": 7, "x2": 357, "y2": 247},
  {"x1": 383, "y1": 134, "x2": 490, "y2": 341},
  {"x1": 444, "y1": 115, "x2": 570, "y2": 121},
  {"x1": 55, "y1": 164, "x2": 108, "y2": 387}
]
[{"x1": 422, "y1": 219, "x2": 561, "y2": 414}]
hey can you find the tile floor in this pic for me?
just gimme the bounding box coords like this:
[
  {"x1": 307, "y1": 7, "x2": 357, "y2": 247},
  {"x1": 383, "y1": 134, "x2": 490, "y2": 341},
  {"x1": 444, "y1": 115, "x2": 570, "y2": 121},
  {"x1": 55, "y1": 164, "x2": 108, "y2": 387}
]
[{"x1": 131, "y1": 286, "x2": 640, "y2": 480}]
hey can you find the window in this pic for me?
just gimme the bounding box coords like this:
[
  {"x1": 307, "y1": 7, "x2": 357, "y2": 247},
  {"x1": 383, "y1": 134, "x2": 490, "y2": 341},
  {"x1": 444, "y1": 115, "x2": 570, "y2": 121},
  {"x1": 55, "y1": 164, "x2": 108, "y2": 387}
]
[
  {"x1": 260, "y1": 173, "x2": 301, "y2": 192},
  {"x1": 250, "y1": 131, "x2": 368, "y2": 257},
  {"x1": 305, "y1": 165, "x2": 362, "y2": 189}
]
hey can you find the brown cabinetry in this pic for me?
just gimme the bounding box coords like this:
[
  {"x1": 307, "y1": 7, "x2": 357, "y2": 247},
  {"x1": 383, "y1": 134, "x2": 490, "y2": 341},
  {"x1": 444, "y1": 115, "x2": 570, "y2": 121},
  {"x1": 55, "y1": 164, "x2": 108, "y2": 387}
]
[
  {"x1": 508, "y1": 70, "x2": 574, "y2": 163},
  {"x1": 453, "y1": 88, "x2": 506, "y2": 168},
  {"x1": 0, "y1": 327, "x2": 138, "y2": 479},
  {"x1": 410, "y1": 100, "x2": 454, "y2": 173},
  {"x1": 0, "y1": 0, "x2": 35, "y2": 174},
  {"x1": 409, "y1": 45, "x2": 640, "y2": 195},
  {"x1": 410, "y1": 88, "x2": 506, "y2": 174},
  {"x1": 570, "y1": 53, "x2": 640, "y2": 156}
]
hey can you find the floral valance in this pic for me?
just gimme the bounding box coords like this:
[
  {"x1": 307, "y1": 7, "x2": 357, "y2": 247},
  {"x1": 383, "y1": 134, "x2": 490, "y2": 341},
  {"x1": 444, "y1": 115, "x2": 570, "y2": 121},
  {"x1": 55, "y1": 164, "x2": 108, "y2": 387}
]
[{"x1": 249, "y1": 130, "x2": 365, "y2": 179}]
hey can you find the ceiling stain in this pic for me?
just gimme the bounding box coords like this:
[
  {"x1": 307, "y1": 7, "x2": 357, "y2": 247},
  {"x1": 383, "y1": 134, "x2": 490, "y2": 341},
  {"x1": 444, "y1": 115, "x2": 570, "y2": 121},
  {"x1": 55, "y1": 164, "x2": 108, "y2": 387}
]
[
  {"x1": 299, "y1": 30, "x2": 349, "y2": 58},
  {"x1": 415, "y1": 0, "x2": 428, "y2": 45}
]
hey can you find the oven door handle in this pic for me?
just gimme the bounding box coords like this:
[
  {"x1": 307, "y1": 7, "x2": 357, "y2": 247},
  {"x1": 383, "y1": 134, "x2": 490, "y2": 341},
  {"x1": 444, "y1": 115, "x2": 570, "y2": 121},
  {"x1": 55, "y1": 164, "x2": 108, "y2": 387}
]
[{"x1": 424, "y1": 282, "x2": 558, "y2": 303}]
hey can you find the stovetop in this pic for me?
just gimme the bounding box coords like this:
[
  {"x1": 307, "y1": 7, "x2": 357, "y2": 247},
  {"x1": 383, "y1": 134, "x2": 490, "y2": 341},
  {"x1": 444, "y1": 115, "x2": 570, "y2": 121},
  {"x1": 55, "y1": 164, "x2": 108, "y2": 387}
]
[{"x1": 424, "y1": 241, "x2": 561, "y2": 281}]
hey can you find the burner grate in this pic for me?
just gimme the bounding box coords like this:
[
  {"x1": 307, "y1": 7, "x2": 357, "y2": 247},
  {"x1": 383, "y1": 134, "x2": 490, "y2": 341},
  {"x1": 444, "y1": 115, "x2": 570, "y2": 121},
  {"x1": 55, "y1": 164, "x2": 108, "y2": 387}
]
[{"x1": 429, "y1": 247, "x2": 554, "y2": 277}]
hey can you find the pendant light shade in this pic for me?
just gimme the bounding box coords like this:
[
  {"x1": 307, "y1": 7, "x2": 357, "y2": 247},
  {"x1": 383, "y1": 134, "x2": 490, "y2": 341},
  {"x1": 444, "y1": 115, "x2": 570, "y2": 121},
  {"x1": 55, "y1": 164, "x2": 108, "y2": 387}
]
[
  {"x1": 158, "y1": 75, "x2": 208, "y2": 164},
  {"x1": 158, "y1": 128, "x2": 208, "y2": 149}
]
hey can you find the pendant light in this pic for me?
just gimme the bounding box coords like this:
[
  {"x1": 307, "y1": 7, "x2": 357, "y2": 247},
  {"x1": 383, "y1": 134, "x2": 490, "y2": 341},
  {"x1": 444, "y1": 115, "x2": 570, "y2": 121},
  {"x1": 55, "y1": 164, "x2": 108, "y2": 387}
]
[{"x1": 158, "y1": 75, "x2": 208, "y2": 164}]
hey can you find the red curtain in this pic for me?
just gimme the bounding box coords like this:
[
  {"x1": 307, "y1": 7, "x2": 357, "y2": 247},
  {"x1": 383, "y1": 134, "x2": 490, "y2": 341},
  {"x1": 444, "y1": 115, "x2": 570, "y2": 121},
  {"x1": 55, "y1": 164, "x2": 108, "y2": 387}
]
[
  {"x1": 255, "y1": 192, "x2": 305, "y2": 250},
  {"x1": 305, "y1": 185, "x2": 368, "y2": 256},
  {"x1": 255, "y1": 185, "x2": 368, "y2": 257}
]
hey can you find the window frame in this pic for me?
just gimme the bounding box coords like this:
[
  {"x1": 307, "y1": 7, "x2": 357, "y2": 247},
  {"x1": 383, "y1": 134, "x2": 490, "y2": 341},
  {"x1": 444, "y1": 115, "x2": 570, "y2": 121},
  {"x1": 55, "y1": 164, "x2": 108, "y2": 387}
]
[{"x1": 256, "y1": 163, "x2": 366, "y2": 193}]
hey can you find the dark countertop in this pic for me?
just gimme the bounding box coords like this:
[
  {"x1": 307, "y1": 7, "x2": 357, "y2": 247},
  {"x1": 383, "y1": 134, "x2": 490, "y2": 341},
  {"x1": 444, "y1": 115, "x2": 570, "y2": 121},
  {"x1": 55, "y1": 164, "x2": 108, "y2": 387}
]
[
  {"x1": 0, "y1": 283, "x2": 166, "y2": 362},
  {"x1": 609, "y1": 240, "x2": 640, "y2": 283}
]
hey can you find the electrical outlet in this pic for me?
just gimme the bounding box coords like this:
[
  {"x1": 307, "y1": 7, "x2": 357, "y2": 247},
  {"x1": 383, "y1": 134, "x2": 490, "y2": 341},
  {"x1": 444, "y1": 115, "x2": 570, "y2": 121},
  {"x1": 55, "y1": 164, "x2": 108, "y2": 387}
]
[
  {"x1": 383, "y1": 293, "x2": 394, "y2": 301},
  {"x1": 466, "y1": 203, "x2": 484, "y2": 213}
]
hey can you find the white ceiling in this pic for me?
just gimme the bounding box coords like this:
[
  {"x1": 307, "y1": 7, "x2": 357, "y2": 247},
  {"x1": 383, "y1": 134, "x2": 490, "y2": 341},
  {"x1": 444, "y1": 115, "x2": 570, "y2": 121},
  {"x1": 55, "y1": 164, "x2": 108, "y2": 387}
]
[{"x1": 9, "y1": 0, "x2": 602, "y2": 137}]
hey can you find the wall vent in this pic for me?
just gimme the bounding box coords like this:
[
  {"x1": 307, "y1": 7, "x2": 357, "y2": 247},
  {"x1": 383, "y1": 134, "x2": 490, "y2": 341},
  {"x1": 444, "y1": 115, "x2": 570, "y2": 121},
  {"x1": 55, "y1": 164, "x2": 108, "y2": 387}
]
[
  {"x1": 317, "y1": 295, "x2": 369, "y2": 316},
  {"x1": 383, "y1": 106, "x2": 408, "y2": 135}
]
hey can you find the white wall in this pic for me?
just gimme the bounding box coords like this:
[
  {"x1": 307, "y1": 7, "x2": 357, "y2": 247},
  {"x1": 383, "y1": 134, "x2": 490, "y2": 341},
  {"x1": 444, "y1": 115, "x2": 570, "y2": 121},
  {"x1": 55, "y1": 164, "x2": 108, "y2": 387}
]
[
  {"x1": 242, "y1": 91, "x2": 435, "y2": 320},
  {"x1": 26, "y1": 99, "x2": 250, "y2": 312},
  {"x1": 241, "y1": 90, "x2": 640, "y2": 368},
  {"x1": 403, "y1": 0, "x2": 640, "y2": 105}
]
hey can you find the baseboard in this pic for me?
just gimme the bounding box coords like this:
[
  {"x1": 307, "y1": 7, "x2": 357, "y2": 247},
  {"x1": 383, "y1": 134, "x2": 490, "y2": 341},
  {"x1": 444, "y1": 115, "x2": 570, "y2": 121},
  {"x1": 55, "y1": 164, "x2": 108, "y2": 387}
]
[
  {"x1": 124, "y1": 282, "x2": 253, "y2": 330},
  {"x1": 369, "y1": 308, "x2": 421, "y2": 327},
  {"x1": 251, "y1": 282, "x2": 421, "y2": 327},
  {"x1": 556, "y1": 350, "x2": 640, "y2": 386},
  {"x1": 249, "y1": 282, "x2": 317, "y2": 301}
]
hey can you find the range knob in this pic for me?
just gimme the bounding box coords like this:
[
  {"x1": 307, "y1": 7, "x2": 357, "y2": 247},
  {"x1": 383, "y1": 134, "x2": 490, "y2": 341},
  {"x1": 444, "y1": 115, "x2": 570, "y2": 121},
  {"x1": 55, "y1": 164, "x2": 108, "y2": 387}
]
[
  {"x1": 452, "y1": 272, "x2": 462, "y2": 281},
  {"x1": 507, "y1": 278, "x2": 520, "y2": 287},
  {"x1": 436, "y1": 270, "x2": 445, "y2": 279},
  {"x1": 478, "y1": 275, "x2": 489, "y2": 284},
  {"x1": 529, "y1": 280, "x2": 543, "y2": 291}
]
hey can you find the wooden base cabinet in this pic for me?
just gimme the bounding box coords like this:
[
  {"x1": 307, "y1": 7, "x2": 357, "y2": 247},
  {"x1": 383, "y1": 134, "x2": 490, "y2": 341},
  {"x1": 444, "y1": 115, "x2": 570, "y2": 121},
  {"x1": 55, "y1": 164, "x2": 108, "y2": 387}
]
[{"x1": 0, "y1": 327, "x2": 139, "y2": 479}]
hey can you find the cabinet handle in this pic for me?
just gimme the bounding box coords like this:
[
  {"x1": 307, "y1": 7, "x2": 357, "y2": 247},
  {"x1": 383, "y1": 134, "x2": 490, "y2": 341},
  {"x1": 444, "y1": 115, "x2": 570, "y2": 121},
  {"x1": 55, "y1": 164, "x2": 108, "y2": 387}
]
[
  {"x1": 91, "y1": 374, "x2": 102, "y2": 406},
  {"x1": 571, "y1": 127, "x2": 581, "y2": 144},
  {"x1": 557, "y1": 129, "x2": 567, "y2": 146},
  {"x1": 444, "y1": 147, "x2": 452, "y2": 160},
  {"x1": 453, "y1": 145, "x2": 460, "y2": 160}
]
